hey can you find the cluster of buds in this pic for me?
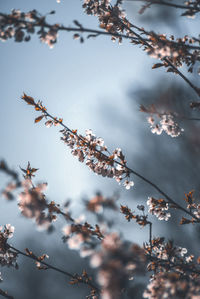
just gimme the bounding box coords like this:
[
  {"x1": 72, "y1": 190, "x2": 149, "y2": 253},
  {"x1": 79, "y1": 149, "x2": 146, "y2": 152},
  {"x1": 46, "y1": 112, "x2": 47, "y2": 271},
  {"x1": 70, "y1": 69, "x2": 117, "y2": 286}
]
[
  {"x1": 0, "y1": 224, "x2": 18, "y2": 268},
  {"x1": 147, "y1": 197, "x2": 171, "y2": 221},
  {"x1": 120, "y1": 204, "x2": 150, "y2": 227},
  {"x1": 25, "y1": 248, "x2": 49, "y2": 270},
  {"x1": 69, "y1": 270, "x2": 98, "y2": 299},
  {"x1": 147, "y1": 114, "x2": 183, "y2": 138}
]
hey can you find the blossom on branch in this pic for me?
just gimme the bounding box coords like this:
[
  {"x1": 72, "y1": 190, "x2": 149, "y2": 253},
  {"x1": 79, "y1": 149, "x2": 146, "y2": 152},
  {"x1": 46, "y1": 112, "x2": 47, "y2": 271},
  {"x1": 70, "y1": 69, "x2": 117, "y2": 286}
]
[
  {"x1": 21, "y1": 93, "x2": 134, "y2": 189},
  {"x1": 0, "y1": 224, "x2": 18, "y2": 268}
]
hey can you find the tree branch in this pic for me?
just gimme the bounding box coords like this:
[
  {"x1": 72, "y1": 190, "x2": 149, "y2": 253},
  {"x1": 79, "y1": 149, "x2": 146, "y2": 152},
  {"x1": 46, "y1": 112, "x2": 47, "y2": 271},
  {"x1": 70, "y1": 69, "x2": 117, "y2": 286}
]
[
  {"x1": 124, "y1": 0, "x2": 200, "y2": 12},
  {"x1": 8, "y1": 245, "x2": 100, "y2": 294},
  {"x1": 26, "y1": 99, "x2": 200, "y2": 222}
]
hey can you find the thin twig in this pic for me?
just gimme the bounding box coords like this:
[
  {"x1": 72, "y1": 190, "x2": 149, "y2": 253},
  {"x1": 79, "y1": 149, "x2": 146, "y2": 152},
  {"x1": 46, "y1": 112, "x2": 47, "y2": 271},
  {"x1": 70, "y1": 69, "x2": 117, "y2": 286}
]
[
  {"x1": 9, "y1": 245, "x2": 100, "y2": 293},
  {"x1": 148, "y1": 222, "x2": 152, "y2": 250},
  {"x1": 124, "y1": 0, "x2": 200, "y2": 12}
]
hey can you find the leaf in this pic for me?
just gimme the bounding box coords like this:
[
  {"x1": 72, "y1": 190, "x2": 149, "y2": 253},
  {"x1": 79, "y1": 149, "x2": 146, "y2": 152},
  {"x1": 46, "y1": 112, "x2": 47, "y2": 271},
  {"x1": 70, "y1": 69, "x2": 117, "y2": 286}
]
[
  {"x1": 21, "y1": 93, "x2": 35, "y2": 105},
  {"x1": 152, "y1": 63, "x2": 164, "y2": 69},
  {"x1": 35, "y1": 115, "x2": 44, "y2": 123}
]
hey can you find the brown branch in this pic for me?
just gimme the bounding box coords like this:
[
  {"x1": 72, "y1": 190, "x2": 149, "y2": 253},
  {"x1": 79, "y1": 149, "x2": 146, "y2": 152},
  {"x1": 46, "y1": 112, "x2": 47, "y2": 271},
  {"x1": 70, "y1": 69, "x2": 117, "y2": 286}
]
[
  {"x1": 0, "y1": 12, "x2": 199, "y2": 49},
  {"x1": 0, "y1": 12, "x2": 139, "y2": 42},
  {"x1": 28, "y1": 100, "x2": 200, "y2": 222},
  {"x1": 110, "y1": 7, "x2": 200, "y2": 97},
  {"x1": 8, "y1": 245, "x2": 100, "y2": 294},
  {"x1": 124, "y1": 0, "x2": 200, "y2": 12}
]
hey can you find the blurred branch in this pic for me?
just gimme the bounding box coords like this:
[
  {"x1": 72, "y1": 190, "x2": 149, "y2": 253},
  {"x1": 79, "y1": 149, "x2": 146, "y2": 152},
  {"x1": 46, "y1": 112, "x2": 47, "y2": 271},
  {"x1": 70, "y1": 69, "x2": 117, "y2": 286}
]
[
  {"x1": 9, "y1": 245, "x2": 100, "y2": 294},
  {"x1": 124, "y1": 0, "x2": 200, "y2": 12},
  {"x1": 0, "y1": 160, "x2": 21, "y2": 186},
  {"x1": 0, "y1": 289, "x2": 13, "y2": 299}
]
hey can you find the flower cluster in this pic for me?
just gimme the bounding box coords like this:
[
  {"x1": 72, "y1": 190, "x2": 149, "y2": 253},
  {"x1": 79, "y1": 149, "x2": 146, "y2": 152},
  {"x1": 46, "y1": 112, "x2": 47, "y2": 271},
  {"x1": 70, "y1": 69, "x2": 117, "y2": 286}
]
[
  {"x1": 144, "y1": 238, "x2": 196, "y2": 275},
  {"x1": 0, "y1": 10, "x2": 58, "y2": 47},
  {"x1": 90, "y1": 233, "x2": 146, "y2": 299},
  {"x1": 83, "y1": 0, "x2": 127, "y2": 43},
  {"x1": 85, "y1": 193, "x2": 118, "y2": 214},
  {"x1": 143, "y1": 272, "x2": 200, "y2": 299},
  {"x1": 146, "y1": 33, "x2": 200, "y2": 74},
  {"x1": 62, "y1": 221, "x2": 104, "y2": 251},
  {"x1": 0, "y1": 224, "x2": 18, "y2": 268},
  {"x1": 120, "y1": 204, "x2": 150, "y2": 227},
  {"x1": 69, "y1": 270, "x2": 98, "y2": 299},
  {"x1": 146, "y1": 44, "x2": 179, "y2": 60},
  {"x1": 18, "y1": 180, "x2": 56, "y2": 229},
  {"x1": 2, "y1": 182, "x2": 17, "y2": 201},
  {"x1": 61, "y1": 128, "x2": 133, "y2": 188},
  {"x1": 147, "y1": 114, "x2": 183, "y2": 137},
  {"x1": 147, "y1": 197, "x2": 171, "y2": 221},
  {"x1": 180, "y1": 191, "x2": 200, "y2": 223}
]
